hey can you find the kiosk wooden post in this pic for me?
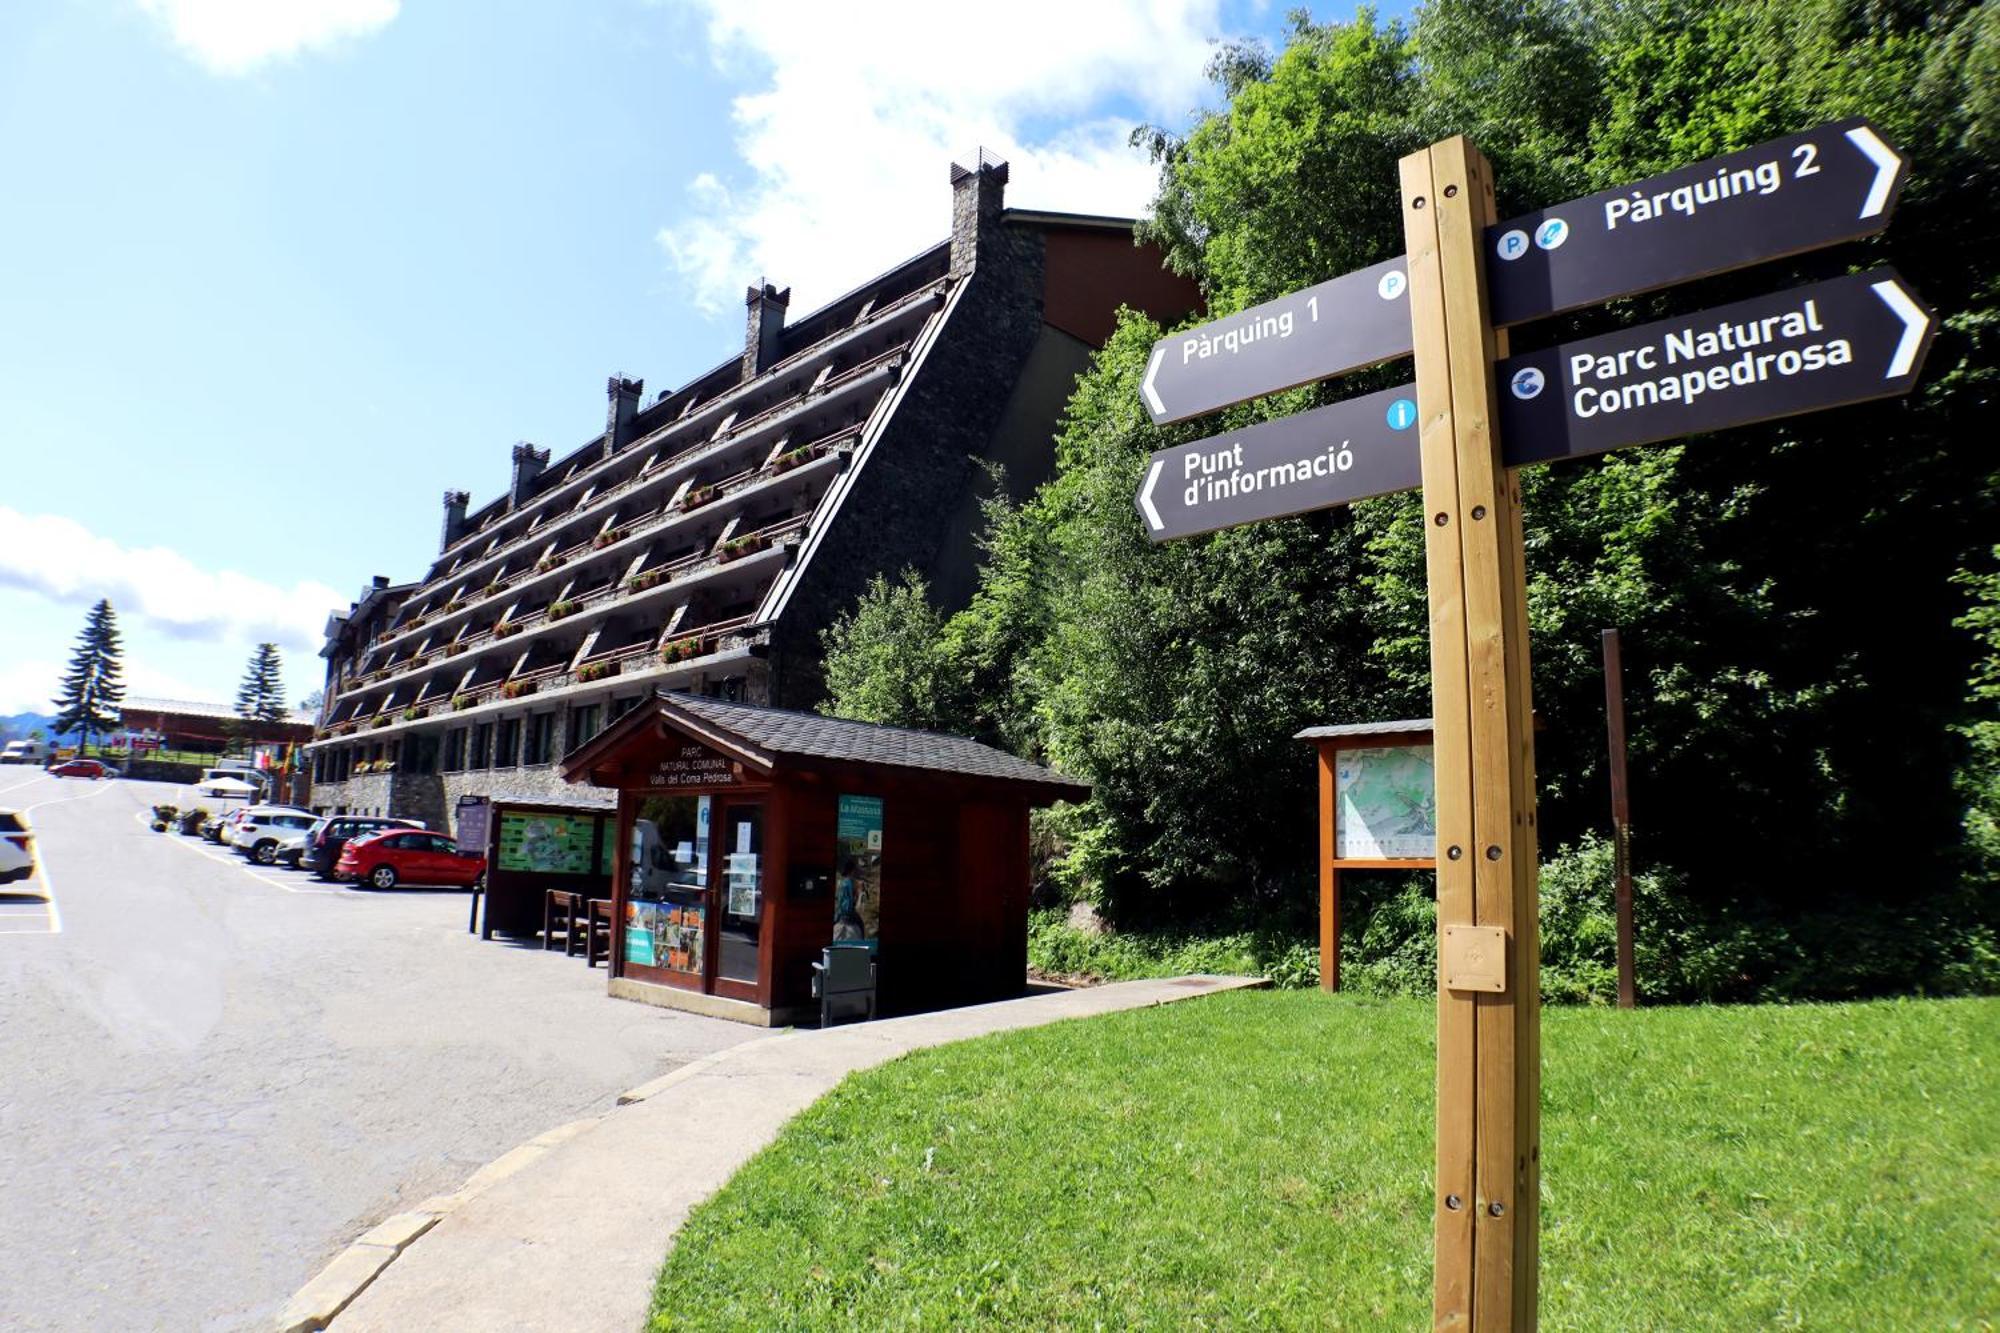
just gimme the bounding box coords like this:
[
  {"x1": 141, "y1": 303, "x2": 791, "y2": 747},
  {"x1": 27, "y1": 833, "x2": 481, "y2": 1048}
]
[{"x1": 1400, "y1": 137, "x2": 1541, "y2": 1330}]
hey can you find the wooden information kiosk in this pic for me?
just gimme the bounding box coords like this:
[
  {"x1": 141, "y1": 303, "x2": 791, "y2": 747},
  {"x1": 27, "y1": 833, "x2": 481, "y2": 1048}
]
[
  {"x1": 560, "y1": 690, "x2": 1088, "y2": 1025},
  {"x1": 1297, "y1": 720, "x2": 1438, "y2": 992}
]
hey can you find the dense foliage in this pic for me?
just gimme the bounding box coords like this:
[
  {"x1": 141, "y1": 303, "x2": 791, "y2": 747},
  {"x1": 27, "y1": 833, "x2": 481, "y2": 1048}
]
[{"x1": 825, "y1": 0, "x2": 1999, "y2": 1000}]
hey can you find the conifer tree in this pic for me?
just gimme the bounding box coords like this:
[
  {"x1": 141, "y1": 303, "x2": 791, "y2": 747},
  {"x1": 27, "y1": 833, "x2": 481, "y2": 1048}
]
[
  {"x1": 235, "y1": 643, "x2": 288, "y2": 723},
  {"x1": 53, "y1": 599, "x2": 125, "y2": 754}
]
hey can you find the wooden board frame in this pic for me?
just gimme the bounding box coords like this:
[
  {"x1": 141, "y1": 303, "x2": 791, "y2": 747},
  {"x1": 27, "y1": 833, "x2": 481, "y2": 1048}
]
[
  {"x1": 1308, "y1": 728, "x2": 1438, "y2": 994},
  {"x1": 1401, "y1": 137, "x2": 1542, "y2": 1331}
]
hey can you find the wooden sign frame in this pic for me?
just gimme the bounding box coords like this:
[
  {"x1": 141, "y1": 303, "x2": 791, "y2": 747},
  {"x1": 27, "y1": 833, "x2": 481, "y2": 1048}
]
[{"x1": 1301, "y1": 721, "x2": 1438, "y2": 994}]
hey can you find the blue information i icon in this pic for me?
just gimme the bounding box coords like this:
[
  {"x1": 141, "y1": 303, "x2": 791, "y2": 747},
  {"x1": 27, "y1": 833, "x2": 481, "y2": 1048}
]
[{"x1": 1386, "y1": 397, "x2": 1417, "y2": 430}]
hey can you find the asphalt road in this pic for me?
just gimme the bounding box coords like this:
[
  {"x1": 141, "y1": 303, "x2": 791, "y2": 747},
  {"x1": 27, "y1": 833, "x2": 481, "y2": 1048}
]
[{"x1": 0, "y1": 771, "x2": 755, "y2": 1332}]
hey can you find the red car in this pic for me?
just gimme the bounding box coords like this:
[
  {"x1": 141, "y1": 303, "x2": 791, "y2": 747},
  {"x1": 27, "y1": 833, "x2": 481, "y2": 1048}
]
[
  {"x1": 48, "y1": 758, "x2": 117, "y2": 779},
  {"x1": 334, "y1": 828, "x2": 485, "y2": 890}
]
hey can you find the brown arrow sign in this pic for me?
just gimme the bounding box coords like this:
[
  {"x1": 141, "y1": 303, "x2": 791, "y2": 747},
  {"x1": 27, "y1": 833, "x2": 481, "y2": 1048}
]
[
  {"x1": 1138, "y1": 269, "x2": 1933, "y2": 541},
  {"x1": 1142, "y1": 118, "x2": 1907, "y2": 426}
]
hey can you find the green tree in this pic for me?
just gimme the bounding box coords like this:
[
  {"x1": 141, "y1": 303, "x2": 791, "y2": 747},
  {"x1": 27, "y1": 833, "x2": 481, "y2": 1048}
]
[
  {"x1": 826, "y1": 0, "x2": 2000, "y2": 995},
  {"x1": 821, "y1": 572, "x2": 967, "y2": 733},
  {"x1": 235, "y1": 643, "x2": 288, "y2": 723},
  {"x1": 53, "y1": 599, "x2": 125, "y2": 754}
]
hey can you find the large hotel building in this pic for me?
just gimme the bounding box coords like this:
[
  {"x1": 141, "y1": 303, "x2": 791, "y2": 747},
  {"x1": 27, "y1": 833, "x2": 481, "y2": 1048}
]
[{"x1": 304, "y1": 160, "x2": 1197, "y2": 829}]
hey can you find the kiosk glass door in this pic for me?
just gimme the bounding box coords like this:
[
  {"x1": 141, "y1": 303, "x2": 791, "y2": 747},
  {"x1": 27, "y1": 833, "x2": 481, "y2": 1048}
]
[{"x1": 715, "y1": 803, "x2": 764, "y2": 988}]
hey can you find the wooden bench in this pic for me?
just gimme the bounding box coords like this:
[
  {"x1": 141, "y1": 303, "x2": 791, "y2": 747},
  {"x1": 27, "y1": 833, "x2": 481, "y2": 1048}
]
[
  {"x1": 585, "y1": 897, "x2": 614, "y2": 968},
  {"x1": 544, "y1": 889, "x2": 586, "y2": 954}
]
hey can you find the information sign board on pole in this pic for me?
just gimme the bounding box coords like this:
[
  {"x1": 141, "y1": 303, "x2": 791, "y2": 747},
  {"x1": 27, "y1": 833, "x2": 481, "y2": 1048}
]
[{"x1": 1141, "y1": 118, "x2": 1905, "y2": 427}]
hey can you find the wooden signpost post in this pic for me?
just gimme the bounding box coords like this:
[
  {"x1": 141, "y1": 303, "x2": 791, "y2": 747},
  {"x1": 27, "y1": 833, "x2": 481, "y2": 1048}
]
[{"x1": 1133, "y1": 121, "x2": 1932, "y2": 1329}]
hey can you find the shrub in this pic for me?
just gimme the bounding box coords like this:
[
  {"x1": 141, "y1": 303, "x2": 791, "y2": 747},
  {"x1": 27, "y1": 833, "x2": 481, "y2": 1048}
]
[
  {"x1": 177, "y1": 808, "x2": 209, "y2": 835},
  {"x1": 452, "y1": 693, "x2": 475, "y2": 711},
  {"x1": 401, "y1": 705, "x2": 428, "y2": 722},
  {"x1": 547, "y1": 599, "x2": 577, "y2": 621}
]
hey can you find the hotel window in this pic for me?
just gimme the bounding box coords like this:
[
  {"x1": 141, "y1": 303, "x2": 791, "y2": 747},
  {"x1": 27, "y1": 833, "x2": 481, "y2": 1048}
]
[
  {"x1": 495, "y1": 718, "x2": 521, "y2": 768},
  {"x1": 443, "y1": 728, "x2": 467, "y2": 772},
  {"x1": 524, "y1": 712, "x2": 555, "y2": 766},
  {"x1": 470, "y1": 723, "x2": 493, "y2": 770},
  {"x1": 570, "y1": 703, "x2": 601, "y2": 747}
]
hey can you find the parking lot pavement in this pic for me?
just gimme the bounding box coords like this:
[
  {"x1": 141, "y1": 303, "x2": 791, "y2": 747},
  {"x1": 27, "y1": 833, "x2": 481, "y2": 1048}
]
[{"x1": 0, "y1": 774, "x2": 758, "y2": 1332}]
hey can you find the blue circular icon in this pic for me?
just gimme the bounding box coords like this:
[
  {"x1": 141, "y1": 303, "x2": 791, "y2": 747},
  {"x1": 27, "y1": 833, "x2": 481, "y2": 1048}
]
[
  {"x1": 1378, "y1": 269, "x2": 1406, "y2": 301},
  {"x1": 1535, "y1": 217, "x2": 1569, "y2": 251},
  {"x1": 1386, "y1": 397, "x2": 1417, "y2": 430},
  {"x1": 1510, "y1": 367, "x2": 1546, "y2": 400},
  {"x1": 1496, "y1": 229, "x2": 1529, "y2": 262}
]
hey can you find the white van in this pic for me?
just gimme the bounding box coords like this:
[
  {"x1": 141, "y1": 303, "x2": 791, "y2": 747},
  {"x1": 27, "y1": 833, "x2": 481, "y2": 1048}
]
[
  {"x1": 197, "y1": 766, "x2": 267, "y2": 798},
  {"x1": 1, "y1": 739, "x2": 49, "y2": 765}
]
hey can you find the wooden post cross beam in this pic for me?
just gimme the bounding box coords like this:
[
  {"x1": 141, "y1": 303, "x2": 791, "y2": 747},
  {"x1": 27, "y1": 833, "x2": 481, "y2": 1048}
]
[{"x1": 1400, "y1": 137, "x2": 1543, "y2": 1331}]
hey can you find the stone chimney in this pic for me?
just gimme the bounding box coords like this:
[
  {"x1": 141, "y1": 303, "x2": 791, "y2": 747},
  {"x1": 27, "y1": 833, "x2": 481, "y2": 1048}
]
[
  {"x1": 743, "y1": 283, "x2": 790, "y2": 380},
  {"x1": 949, "y1": 156, "x2": 1008, "y2": 277},
  {"x1": 440, "y1": 491, "x2": 470, "y2": 551},
  {"x1": 605, "y1": 375, "x2": 644, "y2": 454},
  {"x1": 510, "y1": 442, "x2": 550, "y2": 508}
]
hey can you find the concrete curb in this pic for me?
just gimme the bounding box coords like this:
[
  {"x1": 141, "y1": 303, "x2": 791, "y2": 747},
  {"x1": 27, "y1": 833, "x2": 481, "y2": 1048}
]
[{"x1": 278, "y1": 975, "x2": 1266, "y2": 1330}]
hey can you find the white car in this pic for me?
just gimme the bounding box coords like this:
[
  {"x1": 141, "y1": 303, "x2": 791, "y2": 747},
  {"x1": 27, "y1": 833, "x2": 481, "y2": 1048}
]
[
  {"x1": 196, "y1": 770, "x2": 264, "y2": 799},
  {"x1": 228, "y1": 807, "x2": 316, "y2": 862},
  {"x1": 273, "y1": 829, "x2": 312, "y2": 869},
  {"x1": 0, "y1": 808, "x2": 33, "y2": 885}
]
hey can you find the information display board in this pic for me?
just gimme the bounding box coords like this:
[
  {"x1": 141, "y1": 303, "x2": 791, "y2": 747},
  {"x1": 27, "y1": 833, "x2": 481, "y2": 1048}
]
[
  {"x1": 495, "y1": 810, "x2": 604, "y2": 875},
  {"x1": 833, "y1": 795, "x2": 883, "y2": 944},
  {"x1": 1334, "y1": 745, "x2": 1438, "y2": 861}
]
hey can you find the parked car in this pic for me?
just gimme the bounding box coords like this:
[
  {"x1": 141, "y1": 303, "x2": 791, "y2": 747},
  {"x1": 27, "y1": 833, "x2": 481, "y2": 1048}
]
[
  {"x1": 48, "y1": 758, "x2": 118, "y2": 779},
  {"x1": 196, "y1": 768, "x2": 265, "y2": 799},
  {"x1": 273, "y1": 829, "x2": 311, "y2": 869},
  {"x1": 303, "y1": 815, "x2": 422, "y2": 879},
  {"x1": 232, "y1": 809, "x2": 320, "y2": 865},
  {"x1": 1, "y1": 739, "x2": 49, "y2": 765},
  {"x1": 334, "y1": 828, "x2": 484, "y2": 890},
  {"x1": 217, "y1": 804, "x2": 309, "y2": 848},
  {"x1": 0, "y1": 808, "x2": 33, "y2": 884}
]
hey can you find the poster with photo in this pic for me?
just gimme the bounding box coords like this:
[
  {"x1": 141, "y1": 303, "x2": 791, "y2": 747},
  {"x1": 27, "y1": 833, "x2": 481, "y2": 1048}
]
[
  {"x1": 833, "y1": 795, "x2": 883, "y2": 945},
  {"x1": 625, "y1": 901, "x2": 658, "y2": 967}
]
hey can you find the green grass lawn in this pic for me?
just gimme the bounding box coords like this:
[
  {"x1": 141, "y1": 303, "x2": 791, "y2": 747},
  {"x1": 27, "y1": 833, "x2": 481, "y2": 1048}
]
[{"x1": 651, "y1": 992, "x2": 1998, "y2": 1331}]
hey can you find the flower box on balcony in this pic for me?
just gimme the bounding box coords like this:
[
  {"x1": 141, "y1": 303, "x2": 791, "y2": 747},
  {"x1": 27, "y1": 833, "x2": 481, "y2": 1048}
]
[
  {"x1": 444, "y1": 598, "x2": 464, "y2": 614},
  {"x1": 446, "y1": 641, "x2": 468, "y2": 656},
  {"x1": 660, "y1": 636, "x2": 701, "y2": 664},
  {"x1": 405, "y1": 615, "x2": 426, "y2": 631},
  {"x1": 536, "y1": 555, "x2": 563, "y2": 574},
  {"x1": 483, "y1": 579, "x2": 505, "y2": 598},
  {"x1": 452, "y1": 693, "x2": 476, "y2": 711},
  {"x1": 547, "y1": 599, "x2": 578, "y2": 621},
  {"x1": 401, "y1": 706, "x2": 429, "y2": 722},
  {"x1": 502, "y1": 679, "x2": 539, "y2": 700},
  {"x1": 577, "y1": 659, "x2": 618, "y2": 683},
  {"x1": 627, "y1": 567, "x2": 668, "y2": 594},
  {"x1": 592, "y1": 527, "x2": 628, "y2": 549},
  {"x1": 494, "y1": 620, "x2": 522, "y2": 639},
  {"x1": 718, "y1": 535, "x2": 767, "y2": 563},
  {"x1": 371, "y1": 716, "x2": 394, "y2": 730},
  {"x1": 771, "y1": 445, "x2": 815, "y2": 474},
  {"x1": 681, "y1": 485, "x2": 717, "y2": 511}
]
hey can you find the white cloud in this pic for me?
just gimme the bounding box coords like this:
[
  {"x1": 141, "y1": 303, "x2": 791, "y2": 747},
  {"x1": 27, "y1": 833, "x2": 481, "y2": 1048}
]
[
  {"x1": 0, "y1": 509, "x2": 345, "y2": 665},
  {"x1": 137, "y1": 0, "x2": 399, "y2": 76},
  {"x1": 659, "y1": 0, "x2": 1225, "y2": 313}
]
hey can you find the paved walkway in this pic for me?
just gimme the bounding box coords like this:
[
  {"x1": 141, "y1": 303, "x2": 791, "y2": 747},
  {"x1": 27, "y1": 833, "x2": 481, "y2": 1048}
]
[{"x1": 304, "y1": 975, "x2": 1263, "y2": 1332}]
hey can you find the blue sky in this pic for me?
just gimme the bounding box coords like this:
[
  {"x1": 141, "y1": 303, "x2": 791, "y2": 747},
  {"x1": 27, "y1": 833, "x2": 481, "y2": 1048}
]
[{"x1": 0, "y1": 1, "x2": 1396, "y2": 716}]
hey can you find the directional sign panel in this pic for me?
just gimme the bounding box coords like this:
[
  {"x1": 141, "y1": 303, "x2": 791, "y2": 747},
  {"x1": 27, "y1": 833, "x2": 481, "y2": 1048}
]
[
  {"x1": 1135, "y1": 385, "x2": 1423, "y2": 541},
  {"x1": 1485, "y1": 118, "x2": 1907, "y2": 327},
  {"x1": 1140, "y1": 119, "x2": 1905, "y2": 425},
  {"x1": 1141, "y1": 257, "x2": 1413, "y2": 426},
  {"x1": 1136, "y1": 270, "x2": 1933, "y2": 540},
  {"x1": 1497, "y1": 268, "x2": 1934, "y2": 465}
]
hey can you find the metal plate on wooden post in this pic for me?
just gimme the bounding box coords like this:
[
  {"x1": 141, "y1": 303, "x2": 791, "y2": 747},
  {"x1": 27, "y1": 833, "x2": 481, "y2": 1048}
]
[{"x1": 1443, "y1": 925, "x2": 1509, "y2": 993}]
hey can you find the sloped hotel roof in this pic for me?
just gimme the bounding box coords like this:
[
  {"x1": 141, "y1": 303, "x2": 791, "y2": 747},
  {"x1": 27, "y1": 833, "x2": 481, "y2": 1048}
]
[{"x1": 560, "y1": 690, "x2": 1090, "y2": 804}]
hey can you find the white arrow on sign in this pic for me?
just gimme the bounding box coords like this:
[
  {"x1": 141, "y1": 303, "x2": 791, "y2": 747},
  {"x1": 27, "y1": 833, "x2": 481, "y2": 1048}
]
[
  {"x1": 1844, "y1": 125, "x2": 1902, "y2": 219},
  {"x1": 1871, "y1": 278, "x2": 1930, "y2": 378},
  {"x1": 1142, "y1": 347, "x2": 1167, "y2": 417},
  {"x1": 1138, "y1": 458, "x2": 1166, "y2": 532}
]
